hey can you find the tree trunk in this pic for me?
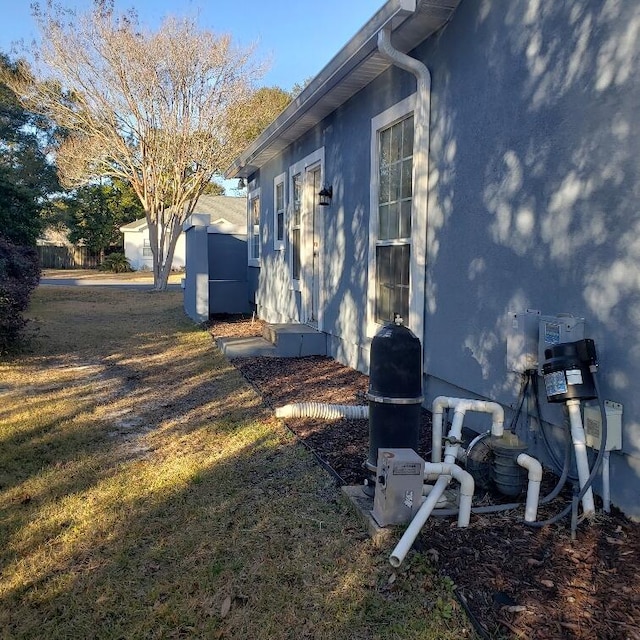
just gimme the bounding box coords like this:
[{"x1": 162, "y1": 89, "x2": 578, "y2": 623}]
[{"x1": 148, "y1": 214, "x2": 182, "y2": 292}]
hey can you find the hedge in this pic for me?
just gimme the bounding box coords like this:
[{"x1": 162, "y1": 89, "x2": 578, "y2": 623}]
[{"x1": 0, "y1": 234, "x2": 40, "y2": 354}]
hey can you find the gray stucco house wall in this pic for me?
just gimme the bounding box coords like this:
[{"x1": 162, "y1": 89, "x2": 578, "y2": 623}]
[{"x1": 227, "y1": 0, "x2": 640, "y2": 518}]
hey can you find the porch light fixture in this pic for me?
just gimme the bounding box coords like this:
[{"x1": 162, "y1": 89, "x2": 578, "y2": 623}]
[
  {"x1": 238, "y1": 177, "x2": 246, "y2": 189},
  {"x1": 318, "y1": 184, "x2": 333, "y2": 206}
]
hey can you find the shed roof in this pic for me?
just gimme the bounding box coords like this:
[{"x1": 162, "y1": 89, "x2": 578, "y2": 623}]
[
  {"x1": 225, "y1": 0, "x2": 461, "y2": 179},
  {"x1": 120, "y1": 195, "x2": 246, "y2": 232}
]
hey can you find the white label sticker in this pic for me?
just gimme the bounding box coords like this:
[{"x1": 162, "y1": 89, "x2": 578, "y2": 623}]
[
  {"x1": 545, "y1": 322, "x2": 561, "y2": 345},
  {"x1": 566, "y1": 369, "x2": 583, "y2": 385}
]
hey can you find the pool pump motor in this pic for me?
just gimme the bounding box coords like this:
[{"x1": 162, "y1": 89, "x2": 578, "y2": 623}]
[{"x1": 542, "y1": 338, "x2": 598, "y2": 403}]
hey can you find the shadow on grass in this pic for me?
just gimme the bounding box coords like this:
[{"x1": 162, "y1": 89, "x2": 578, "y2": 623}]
[{"x1": 0, "y1": 286, "x2": 469, "y2": 639}]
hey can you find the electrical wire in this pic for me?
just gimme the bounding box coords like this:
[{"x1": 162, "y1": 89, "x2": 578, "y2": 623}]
[{"x1": 530, "y1": 371, "x2": 565, "y2": 474}]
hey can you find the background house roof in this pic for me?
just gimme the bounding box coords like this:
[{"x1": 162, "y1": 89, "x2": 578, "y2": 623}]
[
  {"x1": 225, "y1": 0, "x2": 461, "y2": 179},
  {"x1": 120, "y1": 196, "x2": 246, "y2": 232}
]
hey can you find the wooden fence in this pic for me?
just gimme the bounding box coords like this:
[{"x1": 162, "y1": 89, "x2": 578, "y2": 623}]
[{"x1": 37, "y1": 245, "x2": 99, "y2": 269}]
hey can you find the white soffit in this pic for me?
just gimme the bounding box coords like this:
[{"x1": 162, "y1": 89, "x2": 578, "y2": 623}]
[{"x1": 226, "y1": 0, "x2": 461, "y2": 179}]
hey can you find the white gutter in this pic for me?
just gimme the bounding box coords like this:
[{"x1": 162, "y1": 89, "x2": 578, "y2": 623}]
[
  {"x1": 376, "y1": 24, "x2": 431, "y2": 361},
  {"x1": 226, "y1": 0, "x2": 418, "y2": 179}
]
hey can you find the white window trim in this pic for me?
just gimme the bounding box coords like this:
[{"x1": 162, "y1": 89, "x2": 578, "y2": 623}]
[
  {"x1": 248, "y1": 187, "x2": 261, "y2": 267},
  {"x1": 273, "y1": 172, "x2": 286, "y2": 251},
  {"x1": 366, "y1": 93, "x2": 426, "y2": 341},
  {"x1": 288, "y1": 147, "x2": 325, "y2": 293}
]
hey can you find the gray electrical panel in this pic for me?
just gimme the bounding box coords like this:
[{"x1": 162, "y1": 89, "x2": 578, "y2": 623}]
[
  {"x1": 372, "y1": 448, "x2": 425, "y2": 527},
  {"x1": 538, "y1": 315, "x2": 586, "y2": 374},
  {"x1": 506, "y1": 309, "x2": 541, "y2": 373}
]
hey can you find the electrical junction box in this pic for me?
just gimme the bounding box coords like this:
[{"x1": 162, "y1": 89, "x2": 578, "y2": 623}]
[
  {"x1": 506, "y1": 309, "x2": 541, "y2": 373},
  {"x1": 538, "y1": 315, "x2": 586, "y2": 374},
  {"x1": 584, "y1": 401, "x2": 623, "y2": 451},
  {"x1": 372, "y1": 448, "x2": 425, "y2": 527}
]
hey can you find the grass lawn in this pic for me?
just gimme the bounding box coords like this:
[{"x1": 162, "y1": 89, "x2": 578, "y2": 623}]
[{"x1": 0, "y1": 285, "x2": 475, "y2": 639}]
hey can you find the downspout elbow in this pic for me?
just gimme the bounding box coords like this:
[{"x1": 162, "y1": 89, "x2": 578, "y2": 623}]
[{"x1": 377, "y1": 27, "x2": 431, "y2": 92}]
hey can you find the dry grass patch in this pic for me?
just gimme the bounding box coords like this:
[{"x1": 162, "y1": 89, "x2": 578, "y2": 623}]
[{"x1": 0, "y1": 286, "x2": 474, "y2": 639}]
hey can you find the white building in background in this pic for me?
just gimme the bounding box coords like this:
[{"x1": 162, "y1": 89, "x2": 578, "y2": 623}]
[
  {"x1": 119, "y1": 218, "x2": 186, "y2": 271},
  {"x1": 120, "y1": 195, "x2": 245, "y2": 271}
]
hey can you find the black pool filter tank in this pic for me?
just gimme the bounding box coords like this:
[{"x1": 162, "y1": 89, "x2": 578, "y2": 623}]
[
  {"x1": 365, "y1": 317, "x2": 424, "y2": 473},
  {"x1": 542, "y1": 339, "x2": 597, "y2": 403}
]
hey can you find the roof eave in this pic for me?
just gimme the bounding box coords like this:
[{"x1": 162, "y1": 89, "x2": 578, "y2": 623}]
[{"x1": 225, "y1": 0, "x2": 420, "y2": 180}]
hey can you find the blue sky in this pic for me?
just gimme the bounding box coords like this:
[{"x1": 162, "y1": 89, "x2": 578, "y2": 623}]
[{"x1": 0, "y1": 0, "x2": 383, "y2": 91}]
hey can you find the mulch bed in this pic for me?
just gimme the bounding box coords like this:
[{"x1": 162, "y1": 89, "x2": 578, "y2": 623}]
[{"x1": 209, "y1": 316, "x2": 640, "y2": 640}]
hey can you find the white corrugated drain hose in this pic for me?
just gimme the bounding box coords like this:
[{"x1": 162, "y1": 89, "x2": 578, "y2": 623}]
[{"x1": 275, "y1": 403, "x2": 369, "y2": 420}]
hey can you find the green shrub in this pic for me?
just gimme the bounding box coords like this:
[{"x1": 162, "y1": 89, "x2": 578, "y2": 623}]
[
  {"x1": 99, "y1": 252, "x2": 132, "y2": 273},
  {"x1": 0, "y1": 234, "x2": 40, "y2": 354}
]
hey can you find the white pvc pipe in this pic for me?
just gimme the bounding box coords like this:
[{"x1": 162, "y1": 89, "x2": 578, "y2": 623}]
[
  {"x1": 274, "y1": 403, "x2": 368, "y2": 420},
  {"x1": 603, "y1": 450, "x2": 611, "y2": 513},
  {"x1": 389, "y1": 438, "x2": 476, "y2": 568},
  {"x1": 431, "y1": 396, "x2": 505, "y2": 462},
  {"x1": 566, "y1": 399, "x2": 595, "y2": 516},
  {"x1": 390, "y1": 474, "x2": 450, "y2": 568},
  {"x1": 423, "y1": 462, "x2": 474, "y2": 527},
  {"x1": 517, "y1": 453, "x2": 542, "y2": 522},
  {"x1": 389, "y1": 397, "x2": 508, "y2": 567}
]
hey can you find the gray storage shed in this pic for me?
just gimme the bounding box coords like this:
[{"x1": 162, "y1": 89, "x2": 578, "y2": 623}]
[{"x1": 183, "y1": 195, "x2": 249, "y2": 322}]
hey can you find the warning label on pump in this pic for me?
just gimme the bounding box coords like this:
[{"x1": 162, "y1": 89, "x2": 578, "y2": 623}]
[
  {"x1": 393, "y1": 462, "x2": 423, "y2": 475},
  {"x1": 566, "y1": 369, "x2": 583, "y2": 386},
  {"x1": 544, "y1": 370, "x2": 568, "y2": 396}
]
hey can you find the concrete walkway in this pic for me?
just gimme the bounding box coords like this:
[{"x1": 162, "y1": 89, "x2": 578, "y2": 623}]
[{"x1": 39, "y1": 270, "x2": 182, "y2": 289}]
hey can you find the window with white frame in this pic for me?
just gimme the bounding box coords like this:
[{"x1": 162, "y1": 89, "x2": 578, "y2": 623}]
[
  {"x1": 368, "y1": 93, "x2": 425, "y2": 338},
  {"x1": 142, "y1": 238, "x2": 152, "y2": 257},
  {"x1": 376, "y1": 113, "x2": 413, "y2": 323},
  {"x1": 291, "y1": 172, "x2": 302, "y2": 280},
  {"x1": 248, "y1": 188, "x2": 261, "y2": 266},
  {"x1": 274, "y1": 173, "x2": 286, "y2": 251}
]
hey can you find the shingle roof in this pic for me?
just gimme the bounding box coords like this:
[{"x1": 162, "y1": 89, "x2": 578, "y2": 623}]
[{"x1": 120, "y1": 196, "x2": 246, "y2": 232}]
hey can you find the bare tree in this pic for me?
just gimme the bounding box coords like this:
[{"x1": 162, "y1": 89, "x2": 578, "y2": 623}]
[{"x1": 7, "y1": 0, "x2": 267, "y2": 289}]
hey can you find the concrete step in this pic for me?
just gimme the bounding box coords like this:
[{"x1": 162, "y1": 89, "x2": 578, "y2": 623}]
[
  {"x1": 215, "y1": 336, "x2": 277, "y2": 358},
  {"x1": 263, "y1": 323, "x2": 327, "y2": 357}
]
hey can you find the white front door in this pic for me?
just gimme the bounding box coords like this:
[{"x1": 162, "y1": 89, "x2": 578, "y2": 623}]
[
  {"x1": 299, "y1": 164, "x2": 322, "y2": 328},
  {"x1": 289, "y1": 147, "x2": 325, "y2": 329},
  {"x1": 307, "y1": 166, "x2": 322, "y2": 327}
]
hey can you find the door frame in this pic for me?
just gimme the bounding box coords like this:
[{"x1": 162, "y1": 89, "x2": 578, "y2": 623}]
[{"x1": 288, "y1": 147, "x2": 325, "y2": 330}]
